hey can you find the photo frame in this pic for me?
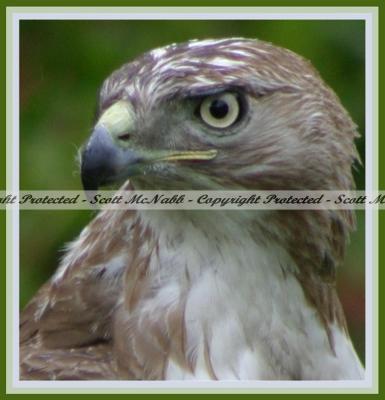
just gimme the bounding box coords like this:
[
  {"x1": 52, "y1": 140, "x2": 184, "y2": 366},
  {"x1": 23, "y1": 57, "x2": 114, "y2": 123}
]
[{"x1": 2, "y1": 3, "x2": 382, "y2": 396}]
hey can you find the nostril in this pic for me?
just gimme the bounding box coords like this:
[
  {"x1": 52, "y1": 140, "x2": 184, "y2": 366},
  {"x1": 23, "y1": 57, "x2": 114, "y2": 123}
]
[{"x1": 118, "y1": 133, "x2": 131, "y2": 141}]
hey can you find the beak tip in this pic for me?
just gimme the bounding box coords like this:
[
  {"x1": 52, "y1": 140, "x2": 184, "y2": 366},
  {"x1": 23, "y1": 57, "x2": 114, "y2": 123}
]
[
  {"x1": 80, "y1": 125, "x2": 119, "y2": 192},
  {"x1": 80, "y1": 147, "x2": 100, "y2": 192}
]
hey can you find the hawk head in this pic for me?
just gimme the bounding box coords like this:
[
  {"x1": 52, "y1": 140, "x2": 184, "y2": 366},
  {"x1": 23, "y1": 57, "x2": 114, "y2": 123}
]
[
  {"x1": 80, "y1": 38, "x2": 359, "y2": 192},
  {"x1": 21, "y1": 38, "x2": 364, "y2": 381}
]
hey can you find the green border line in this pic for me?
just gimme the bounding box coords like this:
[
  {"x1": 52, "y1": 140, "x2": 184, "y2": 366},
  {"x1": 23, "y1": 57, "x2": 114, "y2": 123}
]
[
  {"x1": 0, "y1": 3, "x2": 5, "y2": 400},
  {"x1": 3, "y1": 2, "x2": 383, "y2": 398},
  {"x1": 0, "y1": 0, "x2": 383, "y2": 7}
]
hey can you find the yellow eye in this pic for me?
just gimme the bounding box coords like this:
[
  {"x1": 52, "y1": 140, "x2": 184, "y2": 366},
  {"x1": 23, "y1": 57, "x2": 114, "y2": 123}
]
[{"x1": 199, "y1": 93, "x2": 240, "y2": 129}]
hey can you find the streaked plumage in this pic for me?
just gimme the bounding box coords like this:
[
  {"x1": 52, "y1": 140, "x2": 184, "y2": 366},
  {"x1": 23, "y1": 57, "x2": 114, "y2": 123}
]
[{"x1": 20, "y1": 38, "x2": 364, "y2": 380}]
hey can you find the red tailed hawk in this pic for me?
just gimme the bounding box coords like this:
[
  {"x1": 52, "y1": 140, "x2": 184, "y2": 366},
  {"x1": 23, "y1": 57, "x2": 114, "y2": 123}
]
[{"x1": 20, "y1": 38, "x2": 364, "y2": 380}]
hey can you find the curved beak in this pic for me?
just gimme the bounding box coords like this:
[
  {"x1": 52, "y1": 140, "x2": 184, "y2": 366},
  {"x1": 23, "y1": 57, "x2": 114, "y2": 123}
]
[{"x1": 80, "y1": 125, "x2": 142, "y2": 191}]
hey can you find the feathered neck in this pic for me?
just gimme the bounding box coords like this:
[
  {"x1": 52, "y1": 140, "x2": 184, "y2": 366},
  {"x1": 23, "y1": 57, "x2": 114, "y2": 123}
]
[{"x1": 111, "y1": 208, "x2": 362, "y2": 379}]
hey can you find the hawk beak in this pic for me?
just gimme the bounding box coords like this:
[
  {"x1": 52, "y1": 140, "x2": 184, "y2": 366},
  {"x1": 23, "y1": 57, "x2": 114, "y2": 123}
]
[
  {"x1": 80, "y1": 125, "x2": 142, "y2": 191},
  {"x1": 81, "y1": 116, "x2": 217, "y2": 192}
]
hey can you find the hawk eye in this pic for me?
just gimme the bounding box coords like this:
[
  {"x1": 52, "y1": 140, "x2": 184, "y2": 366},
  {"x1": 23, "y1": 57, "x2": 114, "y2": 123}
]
[{"x1": 199, "y1": 93, "x2": 241, "y2": 129}]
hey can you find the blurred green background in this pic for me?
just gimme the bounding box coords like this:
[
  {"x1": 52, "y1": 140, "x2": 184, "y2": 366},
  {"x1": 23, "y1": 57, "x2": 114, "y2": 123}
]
[{"x1": 20, "y1": 20, "x2": 365, "y2": 361}]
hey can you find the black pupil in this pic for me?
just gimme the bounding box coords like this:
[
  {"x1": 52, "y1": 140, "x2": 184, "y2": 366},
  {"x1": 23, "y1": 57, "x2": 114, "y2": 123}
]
[{"x1": 209, "y1": 99, "x2": 229, "y2": 119}]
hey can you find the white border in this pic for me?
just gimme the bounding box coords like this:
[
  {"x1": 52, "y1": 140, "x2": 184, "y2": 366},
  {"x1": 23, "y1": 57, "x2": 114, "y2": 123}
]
[{"x1": 7, "y1": 7, "x2": 378, "y2": 394}]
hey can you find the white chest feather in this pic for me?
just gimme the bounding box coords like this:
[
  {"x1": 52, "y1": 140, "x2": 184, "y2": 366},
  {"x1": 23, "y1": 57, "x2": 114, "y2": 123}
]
[{"x1": 135, "y1": 211, "x2": 364, "y2": 380}]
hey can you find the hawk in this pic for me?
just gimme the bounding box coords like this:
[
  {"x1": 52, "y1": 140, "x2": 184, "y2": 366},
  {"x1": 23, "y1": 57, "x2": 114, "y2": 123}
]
[{"x1": 20, "y1": 38, "x2": 364, "y2": 380}]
